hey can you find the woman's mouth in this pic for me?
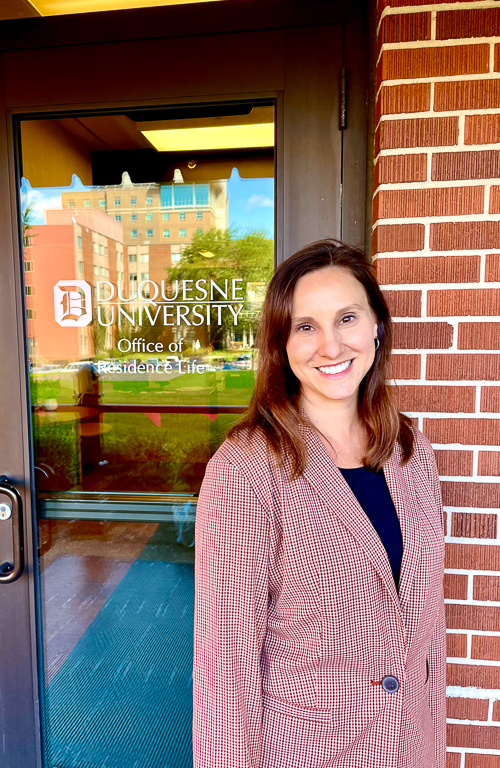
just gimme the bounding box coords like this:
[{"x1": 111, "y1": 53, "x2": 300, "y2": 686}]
[{"x1": 316, "y1": 360, "x2": 353, "y2": 378}]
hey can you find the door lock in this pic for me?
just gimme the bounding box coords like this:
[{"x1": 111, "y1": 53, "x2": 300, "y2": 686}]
[{"x1": 0, "y1": 503, "x2": 12, "y2": 520}]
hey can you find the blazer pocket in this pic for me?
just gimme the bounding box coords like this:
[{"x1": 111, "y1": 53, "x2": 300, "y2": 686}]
[
  {"x1": 262, "y1": 693, "x2": 333, "y2": 723},
  {"x1": 425, "y1": 658, "x2": 429, "y2": 685}
]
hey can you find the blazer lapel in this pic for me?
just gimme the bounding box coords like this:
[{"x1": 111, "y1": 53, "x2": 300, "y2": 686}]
[
  {"x1": 383, "y1": 446, "x2": 422, "y2": 625},
  {"x1": 298, "y1": 421, "x2": 413, "y2": 629}
]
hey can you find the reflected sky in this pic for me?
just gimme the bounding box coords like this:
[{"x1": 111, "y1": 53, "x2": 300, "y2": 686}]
[{"x1": 21, "y1": 169, "x2": 274, "y2": 236}]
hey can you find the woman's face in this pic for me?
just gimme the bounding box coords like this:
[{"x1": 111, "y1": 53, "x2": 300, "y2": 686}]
[{"x1": 286, "y1": 266, "x2": 379, "y2": 409}]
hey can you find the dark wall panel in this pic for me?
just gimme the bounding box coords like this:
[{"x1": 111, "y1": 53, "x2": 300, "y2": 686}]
[{"x1": 4, "y1": 30, "x2": 284, "y2": 108}]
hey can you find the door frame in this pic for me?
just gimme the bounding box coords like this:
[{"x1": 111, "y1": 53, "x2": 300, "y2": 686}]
[{"x1": 0, "y1": 2, "x2": 369, "y2": 766}]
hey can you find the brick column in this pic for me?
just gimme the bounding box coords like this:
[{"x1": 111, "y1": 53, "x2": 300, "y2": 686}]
[{"x1": 373, "y1": 2, "x2": 500, "y2": 765}]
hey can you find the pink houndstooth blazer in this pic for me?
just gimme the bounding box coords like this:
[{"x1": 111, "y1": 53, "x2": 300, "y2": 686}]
[{"x1": 193, "y1": 421, "x2": 446, "y2": 768}]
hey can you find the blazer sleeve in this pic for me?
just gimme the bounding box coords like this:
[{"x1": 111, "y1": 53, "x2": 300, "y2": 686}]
[
  {"x1": 193, "y1": 454, "x2": 270, "y2": 768},
  {"x1": 424, "y1": 438, "x2": 447, "y2": 768}
]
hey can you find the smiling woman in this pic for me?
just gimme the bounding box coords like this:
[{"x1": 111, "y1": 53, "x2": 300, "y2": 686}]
[
  {"x1": 286, "y1": 268, "x2": 379, "y2": 431},
  {"x1": 193, "y1": 238, "x2": 447, "y2": 768},
  {"x1": 225, "y1": 238, "x2": 415, "y2": 475}
]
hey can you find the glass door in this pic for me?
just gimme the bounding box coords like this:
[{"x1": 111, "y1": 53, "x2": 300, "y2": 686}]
[
  {"x1": 0, "y1": 9, "x2": 361, "y2": 764},
  {"x1": 20, "y1": 104, "x2": 274, "y2": 768}
]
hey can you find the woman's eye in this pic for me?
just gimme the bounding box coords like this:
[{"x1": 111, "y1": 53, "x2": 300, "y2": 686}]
[
  {"x1": 297, "y1": 324, "x2": 313, "y2": 332},
  {"x1": 340, "y1": 314, "x2": 356, "y2": 324}
]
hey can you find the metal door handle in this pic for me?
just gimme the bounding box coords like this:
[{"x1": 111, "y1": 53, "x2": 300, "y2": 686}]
[{"x1": 0, "y1": 476, "x2": 24, "y2": 583}]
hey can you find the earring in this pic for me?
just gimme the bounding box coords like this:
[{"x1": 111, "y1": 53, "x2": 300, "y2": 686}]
[{"x1": 374, "y1": 337, "x2": 380, "y2": 350}]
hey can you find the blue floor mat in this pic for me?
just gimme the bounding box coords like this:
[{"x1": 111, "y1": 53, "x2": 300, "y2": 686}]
[{"x1": 44, "y1": 559, "x2": 194, "y2": 768}]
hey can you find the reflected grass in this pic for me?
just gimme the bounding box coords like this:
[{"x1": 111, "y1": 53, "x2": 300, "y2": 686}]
[{"x1": 31, "y1": 370, "x2": 254, "y2": 406}]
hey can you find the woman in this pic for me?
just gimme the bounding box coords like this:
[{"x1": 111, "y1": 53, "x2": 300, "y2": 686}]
[{"x1": 193, "y1": 239, "x2": 446, "y2": 768}]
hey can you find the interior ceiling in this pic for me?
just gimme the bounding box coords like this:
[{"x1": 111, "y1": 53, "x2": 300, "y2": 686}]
[
  {"x1": 56, "y1": 107, "x2": 273, "y2": 152},
  {"x1": 0, "y1": 0, "x2": 225, "y2": 21},
  {"x1": 21, "y1": 106, "x2": 275, "y2": 186}
]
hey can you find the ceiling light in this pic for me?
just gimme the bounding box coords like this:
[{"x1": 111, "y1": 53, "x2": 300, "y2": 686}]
[
  {"x1": 141, "y1": 123, "x2": 274, "y2": 152},
  {"x1": 27, "y1": 0, "x2": 224, "y2": 17}
]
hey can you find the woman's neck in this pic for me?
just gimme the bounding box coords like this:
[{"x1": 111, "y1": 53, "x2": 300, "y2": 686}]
[{"x1": 300, "y1": 394, "x2": 367, "y2": 467}]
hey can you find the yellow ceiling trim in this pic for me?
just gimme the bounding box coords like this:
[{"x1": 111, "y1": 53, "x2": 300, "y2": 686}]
[
  {"x1": 0, "y1": 0, "x2": 40, "y2": 21},
  {"x1": 142, "y1": 123, "x2": 275, "y2": 152},
  {"x1": 31, "y1": 0, "x2": 224, "y2": 16}
]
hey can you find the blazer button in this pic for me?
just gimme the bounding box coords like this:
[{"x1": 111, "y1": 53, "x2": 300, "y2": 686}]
[{"x1": 381, "y1": 675, "x2": 399, "y2": 693}]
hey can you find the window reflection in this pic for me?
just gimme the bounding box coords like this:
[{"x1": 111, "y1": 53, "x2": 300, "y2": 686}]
[
  {"x1": 25, "y1": 169, "x2": 273, "y2": 499},
  {"x1": 21, "y1": 106, "x2": 274, "y2": 768}
]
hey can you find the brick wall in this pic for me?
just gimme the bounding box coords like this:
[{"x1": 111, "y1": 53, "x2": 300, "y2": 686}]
[{"x1": 373, "y1": 1, "x2": 500, "y2": 765}]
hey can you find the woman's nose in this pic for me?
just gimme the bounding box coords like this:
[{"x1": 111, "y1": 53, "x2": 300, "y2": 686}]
[{"x1": 317, "y1": 330, "x2": 343, "y2": 359}]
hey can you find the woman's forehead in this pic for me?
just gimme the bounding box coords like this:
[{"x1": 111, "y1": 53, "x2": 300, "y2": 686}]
[{"x1": 292, "y1": 267, "x2": 369, "y2": 306}]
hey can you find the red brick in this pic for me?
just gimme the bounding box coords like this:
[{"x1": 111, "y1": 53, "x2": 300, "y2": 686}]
[
  {"x1": 432, "y1": 150, "x2": 500, "y2": 181},
  {"x1": 481, "y1": 387, "x2": 500, "y2": 412},
  {"x1": 373, "y1": 224, "x2": 424, "y2": 255},
  {"x1": 486, "y1": 253, "x2": 500, "y2": 282},
  {"x1": 465, "y1": 755, "x2": 500, "y2": 768},
  {"x1": 493, "y1": 701, "x2": 500, "y2": 723},
  {"x1": 424, "y1": 418, "x2": 500, "y2": 445},
  {"x1": 478, "y1": 450, "x2": 500, "y2": 475},
  {"x1": 465, "y1": 114, "x2": 500, "y2": 145},
  {"x1": 435, "y1": 79, "x2": 500, "y2": 112},
  {"x1": 378, "y1": 45, "x2": 489, "y2": 86},
  {"x1": 445, "y1": 485, "x2": 500, "y2": 511},
  {"x1": 375, "y1": 255, "x2": 480, "y2": 285},
  {"x1": 382, "y1": 289, "x2": 421, "y2": 316},
  {"x1": 379, "y1": 12, "x2": 430, "y2": 44},
  {"x1": 458, "y1": 323, "x2": 500, "y2": 351},
  {"x1": 496, "y1": 43, "x2": 500, "y2": 73},
  {"x1": 438, "y1": 8, "x2": 500, "y2": 40},
  {"x1": 473, "y1": 634, "x2": 500, "y2": 662},
  {"x1": 435, "y1": 449, "x2": 473, "y2": 477},
  {"x1": 446, "y1": 754, "x2": 461, "y2": 768},
  {"x1": 445, "y1": 573, "x2": 468, "y2": 600},
  {"x1": 447, "y1": 722, "x2": 500, "y2": 750},
  {"x1": 447, "y1": 697, "x2": 489, "y2": 721},
  {"x1": 376, "y1": 85, "x2": 430, "y2": 122},
  {"x1": 446, "y1": 660, "x2": 500, "y2": 688},
  {"x1": 446, "y1": 632, "x2": 467, "y2": 659},
  {"x1": 376, "y1": 116, "x2": 459, "y2": 152},
  {"x1": 490, "y1": 187, "x2": 500, "y2": 215},
  {"x1": 447, "y1": 632, "x2": 468, "y2": 658},
  {"x1": 446, "y1": 606, "x2": 500, "y2": 634},
  {"x1": 391, "y1": 384, "x2": 474, "y2": 412},
  {"x1": 489, "y1": 186, "x2": 500, "y2": 214},
  {"x1": 389, "y1": 354, "x2": 421, "y2": 380},
  {"x1": 373, "y1": 186, "x2": 483, "y2": 222},
  {"x1": 430, "y1": 221, "x2": 500, "y2": 252},
  {"x1": 451, "y1": 511, "x2": 498, "y2": 537},
  {"x1": 426, "y1": 354, "x2": 500, "y2": 381},
  {"x1": 392, "y1": 322, "x2": 453, "y2": 350},
  {"x1": 445, "y1": 542, "x2": 500, "y2": 571},
  {"x1": 373, "y1": 154, "x2": 427, "y2": 188},
  {"x1": 473, "y1": 576, "x2": 500, "y2": 604},
  {"x1": 428, "y1": 289, "x2": 500, "y2": 317}
]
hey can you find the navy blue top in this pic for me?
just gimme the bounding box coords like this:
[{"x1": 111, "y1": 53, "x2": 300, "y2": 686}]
[{"x1": 338, "y1": 466, "x2": 403, "y2": 591}]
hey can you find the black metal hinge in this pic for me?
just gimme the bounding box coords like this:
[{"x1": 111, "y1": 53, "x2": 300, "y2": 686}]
[{"x1": 340, "y1": 67, "x2": 348, "y2": 130}]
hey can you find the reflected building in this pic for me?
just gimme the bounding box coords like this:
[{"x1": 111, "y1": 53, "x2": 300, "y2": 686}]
[
  {"x1": 61, "y1": 176, "x2": 228, "y2": 285},
  {"x1": 25, "y1": 207, "x2": 127, "y2": 362},
  {"x1": 25, "y1": 177, "x2": 229, "y2": 362}
]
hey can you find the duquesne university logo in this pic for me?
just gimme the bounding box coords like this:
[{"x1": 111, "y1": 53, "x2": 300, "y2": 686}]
[{"x1": 54, "y1": 280, "x2": 92, "y2": 327}]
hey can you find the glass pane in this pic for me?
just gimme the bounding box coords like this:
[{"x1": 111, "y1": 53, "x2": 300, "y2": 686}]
[{"x1": 21, "y1": 104, "x2": 274, "y2": 768}]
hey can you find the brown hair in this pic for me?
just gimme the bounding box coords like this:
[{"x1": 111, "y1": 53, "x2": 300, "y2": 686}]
[{"x1": 227, "y1": 238, "x2": 414, "y2": 477}]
